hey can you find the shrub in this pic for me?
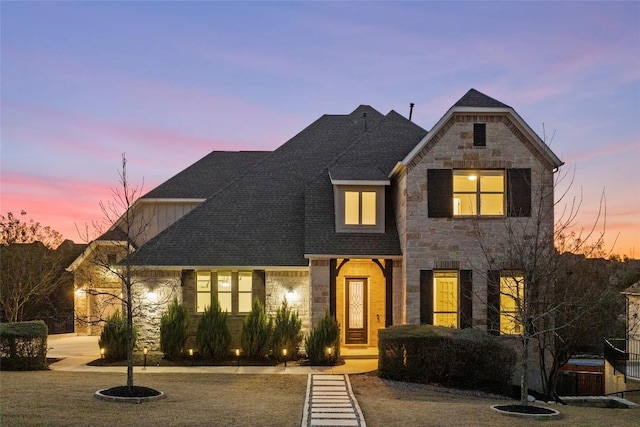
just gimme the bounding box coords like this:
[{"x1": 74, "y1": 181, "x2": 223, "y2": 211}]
[
  {"x1": 378, "y1": 325, "x2": 516, "y2": 395},
  {"x1": 271, "y1": 300, "x2": 303, "y2": 362},
  {"x1": 160, "y1": 298, "x2": 190, "y2": 360},
  {"x1": 0, "y1": 321, "x2": 48, "y2": 370},
  {"x1": 241, "y1": 298, "x2": 272, "y2": 360},
  {"x1": 98, "y1": 311, "x2": 135, "y2": 361},
  {"x1": 305, "y1": 310, "x2": 340, "y2": 365},
  {"x1": 196, "y1": 299, "x2": 231, "y2": 361}
]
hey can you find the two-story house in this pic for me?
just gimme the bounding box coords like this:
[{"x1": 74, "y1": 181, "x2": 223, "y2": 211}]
[{"x1": 70, "y1": 89, "x2": 563, "y2": 369}]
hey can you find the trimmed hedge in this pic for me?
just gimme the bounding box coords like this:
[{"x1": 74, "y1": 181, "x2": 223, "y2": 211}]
[
  {"x1": 378, "y1": 325, "x2": 516, "y2": 394},
  {"x1": 0, "y1": 321, "x2": 48, "y2": 370}
]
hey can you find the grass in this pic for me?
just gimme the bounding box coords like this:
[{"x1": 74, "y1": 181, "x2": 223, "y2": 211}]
[{"x1": 1, "y1": 370, "x2": 639, "y2": 426}]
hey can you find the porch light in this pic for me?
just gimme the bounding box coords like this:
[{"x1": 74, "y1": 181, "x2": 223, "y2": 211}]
[
  {"x1": 146, "y1": 290, "x2": 157, "y2": 302},
  {"x1": 285, "y1": 288, "x2": 298, "y2": 302},
  {"x1": 75, "y1": 288, "x2": 86, "y2": 297}
]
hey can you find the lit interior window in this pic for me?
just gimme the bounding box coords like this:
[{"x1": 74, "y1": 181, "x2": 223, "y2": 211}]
[
  {"x1": 361, "y1": 192, "x2": 376, "y2": 225},
  {"x1": 238, "y1": 272, "x2": 253, "y2": 313},
  {"x1": 196, "y1": 272, "x2": 211, "y2": 313},
  {"x1": 500, "y1": 274, "x2": 524, "y2": 334},
  {"x1": 434, "y1": 271, "x2": 458, "y2": 327},
  {"x1": 345, "y1": 191, "x2": 360, "y2": 225},
  {"x1": 453, "y1": 170, "x2": 504, "y2": 216},
  {"x1": 218, "y1": 271, "x2": 232, "y2": 312}
]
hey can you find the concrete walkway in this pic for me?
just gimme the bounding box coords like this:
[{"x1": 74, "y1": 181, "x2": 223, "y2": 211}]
[
  {"x1": 301, "y1": 374, "x2": 366, "y2": 427},
  {"x1": 46, "y1": 334, "x2": 378, "y2": 375}
]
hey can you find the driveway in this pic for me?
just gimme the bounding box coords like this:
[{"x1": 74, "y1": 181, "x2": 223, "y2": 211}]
[{"x1": 47, "y1": 333, "x2": 100, "y2": 370}]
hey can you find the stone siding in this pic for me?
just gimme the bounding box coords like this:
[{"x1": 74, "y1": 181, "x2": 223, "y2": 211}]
[
  {"x1": 265, "y1": 270, "x2": 311, "y2": 336},
  {"x1": 402, "y1": 114, "x2": 556, "y2": 326}
]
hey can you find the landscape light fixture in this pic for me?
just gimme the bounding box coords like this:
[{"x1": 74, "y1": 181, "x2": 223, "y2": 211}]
[
  {"x1": 143, "y1": 347, "x2": 148, "y2": 368},
  {"x1": 282, "y1": 348, "x2": 288, "y2": 368},
  {"x1": 235, "y1": 349, "x2": 240, "y2": 367},
  {"x1": 100, "y1": 348, "x2": 105, "y2": 365}
]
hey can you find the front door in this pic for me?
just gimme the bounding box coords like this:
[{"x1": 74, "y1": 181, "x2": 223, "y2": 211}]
[{"x1": 345, "y1": 278, "x2": 368, "y2": 344}]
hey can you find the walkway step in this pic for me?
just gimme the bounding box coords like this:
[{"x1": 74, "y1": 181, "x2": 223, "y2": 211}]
[{"x1": 301, "y1": 374, "x2": 366, "y2": 427}]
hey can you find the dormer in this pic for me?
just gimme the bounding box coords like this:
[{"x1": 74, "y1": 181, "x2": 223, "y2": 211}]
[{"x1": 329, "y1": 166, "x2": 388, "y2": 233}]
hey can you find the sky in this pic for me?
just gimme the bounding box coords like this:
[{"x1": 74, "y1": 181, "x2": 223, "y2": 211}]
[{"x1": 1, "y1": 1, "x2": 639, "y2": 258}]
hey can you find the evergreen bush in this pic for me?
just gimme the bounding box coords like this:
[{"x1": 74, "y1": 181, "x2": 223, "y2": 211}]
[
  {"x1": 271, "y1": 300, "x2": 303, "y2": 362},
  {"x1": 98, "y1": 311, "x2": 135, "y2": 361},
  {"x1": 305, "y1": 310, "x2": 340, "y2": 365},
  {"x1": 241, "y1": 298, "x2": 272, "y2": 360},
  {"x1": 196, "y1": 299, "x2": 231, "y2": 361},
  {"x1": 160, "y1": 298, "x2": 190, "y2": 360}
]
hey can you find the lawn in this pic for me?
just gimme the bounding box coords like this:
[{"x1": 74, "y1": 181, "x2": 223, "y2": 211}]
[{"x1": 1, "y1": 370, "x2": 639, "y2": 426}]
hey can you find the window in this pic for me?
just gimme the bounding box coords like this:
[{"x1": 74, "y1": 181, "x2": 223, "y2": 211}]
[
  {"x1": 196, "y1": 272, "x2": 212, "y2": 313},
  {"x1": 473, "y1": 123, "x2": 486, "y2": 146},
  {"x1": 487, "y1": 270, "x2": 524, "y2": 335},
  {"x1": 500, "y1": 273, "x2": 524, "y2": 335},
  {"x1": 196, "y1": 271, "x2": 253, "y2": 314},
  {"x1": 217, "y1": 271, "x2": 232, "y2": 312},
  {"x1": 453, "y1": 170, "x2": 504, "y2": 216},
  {"x1": 238, "y1": 272, "x2": 253, "y2": 313},
  {"x1": 345, "y1": 191, "x2": 376, "y2": 225},
  {"x1": 420, "y1": 270, "x2": 473, "y2": 328},
  {"x1": 335, "y1": 185, "x2": 385, "y2": 233},
  {"x1": 433, "y1": 271, "x2": 458, "y2": 327},
  {"x1": 428, "y1": 168, "x2": 531, "y2": 218}
]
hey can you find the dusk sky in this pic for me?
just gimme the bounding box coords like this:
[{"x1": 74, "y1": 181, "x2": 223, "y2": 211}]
[{"x1": 1, "y1": 2, "x2": 638, "y2": 258}]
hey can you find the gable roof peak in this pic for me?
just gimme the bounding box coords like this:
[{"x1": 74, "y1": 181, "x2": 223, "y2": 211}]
[{"x1": 454, "y1": 88, "x2": 510, "y2": 109}]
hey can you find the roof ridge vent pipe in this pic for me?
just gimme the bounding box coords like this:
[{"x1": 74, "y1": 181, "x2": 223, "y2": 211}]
[{"x1": 409, "y1": 103, "x2": 415, "y2": 121}]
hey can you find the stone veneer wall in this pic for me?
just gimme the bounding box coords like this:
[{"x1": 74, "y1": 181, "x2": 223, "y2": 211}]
[
  {"x1": 402, "y1": 114, "x2": 556, "y2": 326},
  {"x1": 309, "y1": 260, "x2": 330, "y2": 326},
  {"x1": 265, "y1": 270, "x2": 310, "y2": 337},
  {"x1": 132, "y1": 270, "x2": 182, "y2": 350}
]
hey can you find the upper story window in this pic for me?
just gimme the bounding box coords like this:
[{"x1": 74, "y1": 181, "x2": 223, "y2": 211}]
[
  {"x1": 427, "y1": 168, "x2": 531, "y2": 218},
  {"x1": 345, "y1": 190, "x2": 376, "y2": 225},
  {"x1": 329, "y1": 167, "x2": 389, "y2": 233},
  {"x1": 473, "y1": 123, "x2": 487, "y2": 146},
  {"x1": 453, "y1": 170, "x2": 504, "y2": 216}
]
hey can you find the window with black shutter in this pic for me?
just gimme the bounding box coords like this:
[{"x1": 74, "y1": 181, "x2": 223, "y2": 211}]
[
  {"x1": 427, "y1": 169, "x2": 453, "y2": 218},
  {"x1": 507, "y1": 168, "x2": 531, "y2": 217},
  {"x1": 473, "y1": 123, "x2": 486, "y2": 146},
  {"x1": 487, "y1": 270, "x2": 501, "y2": 336},
  {"x1": 420, "y1": 270, "x2": 433, "y2": 324}
]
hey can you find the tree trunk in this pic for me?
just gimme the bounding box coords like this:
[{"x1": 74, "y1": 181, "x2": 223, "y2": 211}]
[
  {"x1": 126, "y1": 268, "x2": 134, "y2": 389},
  {"x1": 520, "y1": 336, "x2": 529, "y2": 406}
]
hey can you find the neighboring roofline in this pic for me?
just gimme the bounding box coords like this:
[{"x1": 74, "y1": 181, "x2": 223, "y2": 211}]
[
  {"x1": 397, "y1": 105, "x2": 564, "y2": 174},
  {"x1": 330, "y1": 179, "x2": 390, "y2": 186},
  {"x1": 66, "y1": 240, "x2": 129, "y2": 271},
  {"x1": 304, "y1": 254, "x2": 404, "y2": 260}
]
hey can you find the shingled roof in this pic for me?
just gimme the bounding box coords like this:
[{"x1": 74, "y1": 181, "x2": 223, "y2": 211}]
[
  {"x1": 453, "y1": 88, "x2": 510, "y2": 109},
  {"x1": 142, "y1": 151, "x2": 270, "y2": 199},
  {"x1": 129, "y1": 105, "x2": 423, "y2": 267}
]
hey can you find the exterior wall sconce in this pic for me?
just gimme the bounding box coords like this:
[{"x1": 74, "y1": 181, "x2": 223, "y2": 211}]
[
  {"x1": 75, "y1": 288, "x2": 86, "y2": 297},
  {"x1": 285, "y1": 288, "x2": 298, "y2": 302},
  {"x1": 146, "y1": 290, "x2": 157, "y2": 302}
]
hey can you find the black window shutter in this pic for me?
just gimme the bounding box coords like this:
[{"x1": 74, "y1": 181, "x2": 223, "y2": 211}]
[
  {"x1": 427, "y1": 169, "x2": 453, "y2": 218},
  {"x1": 473, "y1": 123, "x2": 486, "y2": 146},
  {"x1": 253, "y1": 270, "x2": 266, "y2": 304},
  {"x1": 487, "y1": 270, "x2": 501, "y2": 336},
  {"x1": 459, "y1": 270, "x2": 473, "y2": 329},
  {"x1": 420, "y1": 270, "x2": 433, "y2": 324},
  {"x1": 507, "y1": 168, "x2": 531, "y2": 217}
]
